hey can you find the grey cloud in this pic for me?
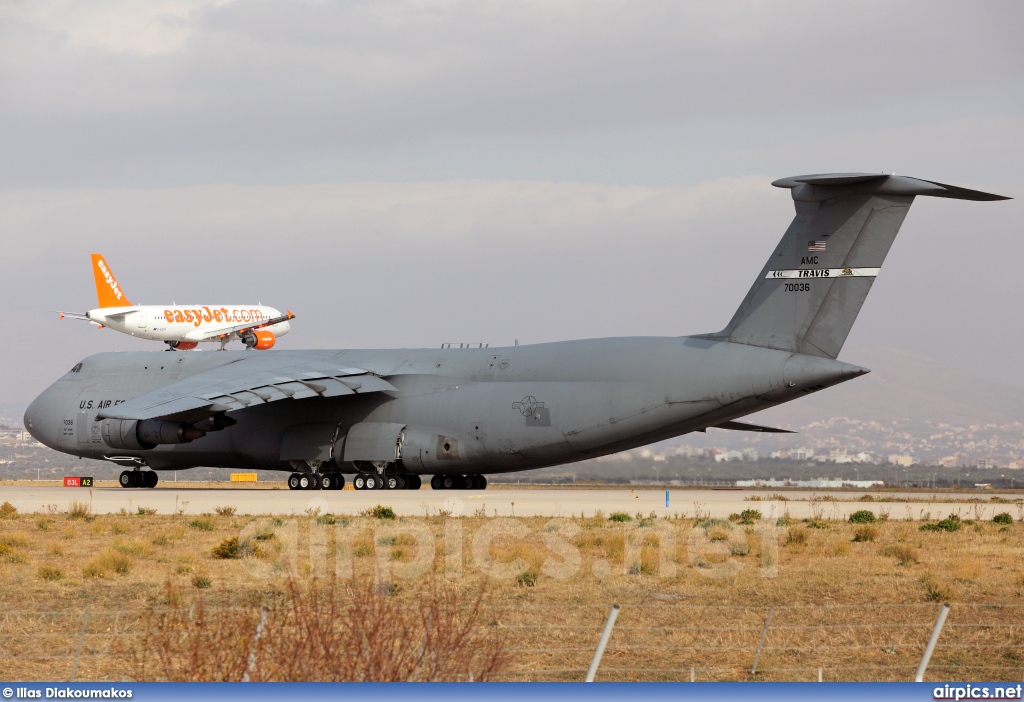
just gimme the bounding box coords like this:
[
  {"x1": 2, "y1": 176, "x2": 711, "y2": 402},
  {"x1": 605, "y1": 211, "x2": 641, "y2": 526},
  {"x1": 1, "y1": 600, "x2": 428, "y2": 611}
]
[{"x1": 2, "y1": 1, "x2": 1022, "y2": 186}]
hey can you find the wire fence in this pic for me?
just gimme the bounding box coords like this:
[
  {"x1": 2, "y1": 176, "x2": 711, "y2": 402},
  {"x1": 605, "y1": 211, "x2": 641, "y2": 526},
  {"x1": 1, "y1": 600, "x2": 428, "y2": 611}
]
[{"x1": 1, "y1": 602, "x2": 1023, "y2": 682}]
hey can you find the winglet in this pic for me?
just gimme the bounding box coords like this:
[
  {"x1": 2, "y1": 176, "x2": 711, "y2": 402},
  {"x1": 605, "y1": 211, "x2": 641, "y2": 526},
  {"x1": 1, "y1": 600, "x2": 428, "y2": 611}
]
[{"x1": 90, "y1": 253, "x2": 132, "y2": 308}]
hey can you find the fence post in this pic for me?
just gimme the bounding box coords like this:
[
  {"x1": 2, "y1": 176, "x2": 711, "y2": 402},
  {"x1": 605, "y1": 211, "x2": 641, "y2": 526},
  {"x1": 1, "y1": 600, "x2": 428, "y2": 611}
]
[
  {"x1": 750, "y1": 606, "x2": 774, "y2": 675},
  {"x1": 585, "y1": 605, "x2": 620, "y2": 682},
  {"x1": 70, "y1": 610, "x2": 90, "y2": 682},
  {"x1": 241, "y1": 607, "x2": 268, "y2": 683},
  {"x1": 690, "y1": 666, "x2": 695, "y2": 682},
  {"x1": 915, "y1": 603, "x2": 951, "y2": 682}
]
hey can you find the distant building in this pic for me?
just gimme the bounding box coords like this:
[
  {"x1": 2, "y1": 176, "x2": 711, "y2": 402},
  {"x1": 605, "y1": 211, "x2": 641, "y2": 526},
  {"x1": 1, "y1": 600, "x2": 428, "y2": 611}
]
[
  {"x1": 791, "y1": 447, "x2": 815, "y2": 461},
  {"x1": 888, "y1": 454, "x2": 915, "y2": 467},
  {"x1": 741, "y1": 448, "x2": 759, "y2": 462},
  {"x1": 829, "y1": 448, "x2": 848, "y2": 461},
  {"x1": 736, "y1": 478, "x2": 884, "y2": 489}
]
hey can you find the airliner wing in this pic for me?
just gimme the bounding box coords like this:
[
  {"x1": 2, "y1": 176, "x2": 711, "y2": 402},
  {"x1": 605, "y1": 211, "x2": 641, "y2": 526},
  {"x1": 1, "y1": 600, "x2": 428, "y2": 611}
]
[
  {"x1": 95, "y1": 353, "x2": 396, "y2": 422},
  {"x1": 57, "y1": 311, "x2": 90, "y2": 321},
  {"x1": 188, "y1": 310, "x2": 296, "y2": 342}
]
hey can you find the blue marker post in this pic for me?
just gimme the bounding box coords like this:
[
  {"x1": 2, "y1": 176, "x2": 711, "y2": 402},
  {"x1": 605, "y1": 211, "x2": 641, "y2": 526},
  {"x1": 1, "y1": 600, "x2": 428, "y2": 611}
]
[{"x1": 665, "y1": 490, "x2": 670, "y2": 509}]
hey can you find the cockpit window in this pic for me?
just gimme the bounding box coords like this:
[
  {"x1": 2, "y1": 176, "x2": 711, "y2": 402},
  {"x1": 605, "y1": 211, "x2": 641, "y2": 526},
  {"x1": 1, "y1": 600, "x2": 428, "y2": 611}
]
[{"x1": 70, "y1": 362, "x2": 83, "y2": 373}]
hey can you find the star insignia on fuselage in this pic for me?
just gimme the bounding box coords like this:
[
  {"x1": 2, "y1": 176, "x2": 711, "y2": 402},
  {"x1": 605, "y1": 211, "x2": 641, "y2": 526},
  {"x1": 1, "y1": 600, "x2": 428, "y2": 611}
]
[{"x1": 513, "y1": 396, "x2": 544, "y2": 417}]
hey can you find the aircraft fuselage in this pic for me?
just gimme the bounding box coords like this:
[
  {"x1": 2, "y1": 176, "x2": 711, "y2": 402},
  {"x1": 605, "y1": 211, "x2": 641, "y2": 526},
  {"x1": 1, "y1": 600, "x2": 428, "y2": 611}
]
[{"x1": 24, "y1": 338, "x2": 863, "y2": 475}]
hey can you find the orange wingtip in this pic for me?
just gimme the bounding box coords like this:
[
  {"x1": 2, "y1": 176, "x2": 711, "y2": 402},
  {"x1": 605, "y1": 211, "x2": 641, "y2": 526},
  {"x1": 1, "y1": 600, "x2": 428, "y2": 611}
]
[
  {"x1": 59, "y1": 313, "x2": 64, "y2": 320},
  {"x1": 287, "y1": 310, "x2": 295, "y2": 318}
]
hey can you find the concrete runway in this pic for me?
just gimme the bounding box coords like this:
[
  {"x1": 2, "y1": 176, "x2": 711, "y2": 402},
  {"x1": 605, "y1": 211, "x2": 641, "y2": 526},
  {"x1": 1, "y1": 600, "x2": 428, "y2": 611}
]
[{"x1": 0, "y1": 484, "x2": 1015, "y2": 520}]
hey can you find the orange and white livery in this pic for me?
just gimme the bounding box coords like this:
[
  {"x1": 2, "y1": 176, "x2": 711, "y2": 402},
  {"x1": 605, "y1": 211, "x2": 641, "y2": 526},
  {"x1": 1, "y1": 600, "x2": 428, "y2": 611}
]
[{"x1": 59, "y1": 254, "x2": 294, "y2": 350}]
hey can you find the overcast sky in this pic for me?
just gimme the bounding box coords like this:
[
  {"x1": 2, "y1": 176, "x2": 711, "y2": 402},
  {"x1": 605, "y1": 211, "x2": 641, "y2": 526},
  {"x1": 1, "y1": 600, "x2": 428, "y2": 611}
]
[{"x1": 1, "y1": 0, "x2": 1022, "y2": 409}]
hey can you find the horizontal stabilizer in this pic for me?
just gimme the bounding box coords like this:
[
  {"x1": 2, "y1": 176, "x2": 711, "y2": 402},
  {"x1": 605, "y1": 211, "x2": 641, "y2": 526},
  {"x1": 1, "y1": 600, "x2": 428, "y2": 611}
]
[
  {"x1": 771, "y1": 173, "x2": 1010, "y2": 201},
  {"x1": 711, "y1": 420, "x2": 795, "y2": 434}
]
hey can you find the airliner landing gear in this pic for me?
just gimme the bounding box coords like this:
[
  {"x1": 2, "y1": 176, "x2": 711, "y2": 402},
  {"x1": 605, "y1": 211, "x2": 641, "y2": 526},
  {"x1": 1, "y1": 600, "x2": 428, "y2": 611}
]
[
  {"x1": 119, "y1": 470, "x2": 158, "y2": 488},
  {"x1": 353, "y1": 473, "x2": 420, "y2": 490},
  {"x1": 430, "y1": 474, "x2": 486, "y2": 490},
  {"x1": 320, "y1": 473, "x2": 345, "y2": 490}
]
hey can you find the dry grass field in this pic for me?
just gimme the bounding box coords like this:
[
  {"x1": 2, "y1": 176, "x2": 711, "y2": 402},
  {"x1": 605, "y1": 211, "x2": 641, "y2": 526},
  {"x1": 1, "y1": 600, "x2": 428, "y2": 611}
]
[{"x1": 0, "y1": 498, "x2": 1021, "y2": 682}]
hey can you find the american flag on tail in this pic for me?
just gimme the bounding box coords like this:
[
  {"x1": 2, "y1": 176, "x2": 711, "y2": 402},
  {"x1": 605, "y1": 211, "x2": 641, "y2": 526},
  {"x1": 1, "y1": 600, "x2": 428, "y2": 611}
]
[{"x1": 807, "y1": 240, "x2": 826, "y2": 252}]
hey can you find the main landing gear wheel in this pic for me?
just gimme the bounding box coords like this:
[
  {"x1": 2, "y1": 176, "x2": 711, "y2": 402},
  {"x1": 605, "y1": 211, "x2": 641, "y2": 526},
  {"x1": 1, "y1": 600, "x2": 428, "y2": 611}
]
[
  {"x1": 119, "y1": 470, "x2": 136, "y2": 488},
  {"x1": 430, "y1": 474, "x2": 486, "y2": 490},
  {"x1": 320, "y1": 473, "x2": 344, "y2": 490},
  {"x1": 143, "y1": 471, "x2": 158, "y2": 488},
  {"x1": 297, "y1": 474, "x2": 313, "y2": 490},
  {"x1": 288, "y1": 473, "x2": 302, "y2": 490},
  {"x1": 364, "y1": 475, "x2": 381, "y2": 490}
]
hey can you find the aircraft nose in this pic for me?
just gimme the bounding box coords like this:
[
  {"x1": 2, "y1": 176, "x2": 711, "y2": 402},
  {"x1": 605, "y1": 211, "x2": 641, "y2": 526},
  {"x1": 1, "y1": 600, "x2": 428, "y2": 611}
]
[{"x1": 24, "y1": 390, "x2": 57, "y2": 449}]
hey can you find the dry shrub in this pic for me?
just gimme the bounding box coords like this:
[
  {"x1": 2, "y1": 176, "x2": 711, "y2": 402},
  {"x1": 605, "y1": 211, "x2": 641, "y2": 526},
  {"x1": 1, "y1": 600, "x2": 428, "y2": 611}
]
[
  {"x1": 0, "y1": 501, "x2": 18, "y2": 519},
  {"x1": 951, "y1": 557, "x2": 982, "y2": 583},
  {"x1": 920, "y1": 572, "x2": 954, "y2": 602},
  {"x1": 828, "y1": 540, "x2": 850, "y2": 557},
  {"x1": 0, "y1": 533, "x2": 29, "y2": 549},
  {"x1": 132, "y1": 577, "x2": 506, "y2": 682},
  {"x1": 603, "y1": 533, "x2": 625, "y2": 561},
  {"x1": 213, "y1": 537, "x2": 240, "y2": 559},
  {"x1": 882, "y1": 544, "x2": 919, "y2": 566},
  {"x1": 707, "y1": 527, "x2": 731, "y2": 542},
  {"x1": 114, "y1": 539, "x2": 154, "y2": 557},
  {"x1": 67, "y1": 501, "x2": 91, "y2": 520},
  {"x1": 786, "y1": 527, "x2": 807, "y2": 546},
  {"x1": 215, "y1": 506, "x2": 237, "y2": 517},
  {"x1": 38, "y1": 566, "x2": 63, "y2": 581},
  {"x1": 83, "y1": 549, "x2": 131, "y2": 578},
  {"x1": 853, "y1": 525, "x2": 879, "y2": 543}
]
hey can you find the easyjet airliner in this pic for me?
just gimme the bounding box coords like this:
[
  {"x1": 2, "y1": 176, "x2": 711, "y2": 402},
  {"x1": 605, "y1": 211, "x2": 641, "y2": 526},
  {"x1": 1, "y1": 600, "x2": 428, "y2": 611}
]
[{"x1": 59, "y1": 254, "x2": 294, "y2": 350}]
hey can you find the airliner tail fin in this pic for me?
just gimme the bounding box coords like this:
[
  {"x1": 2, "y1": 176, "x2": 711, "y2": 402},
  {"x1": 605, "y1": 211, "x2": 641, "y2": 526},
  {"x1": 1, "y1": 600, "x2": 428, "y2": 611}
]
[{"x1": 90, "y1": 253, "x2": 132, "y2": 308}]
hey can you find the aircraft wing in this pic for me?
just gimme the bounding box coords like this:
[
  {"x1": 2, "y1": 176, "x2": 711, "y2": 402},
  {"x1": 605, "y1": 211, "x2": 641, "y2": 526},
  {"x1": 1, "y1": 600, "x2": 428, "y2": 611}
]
[
  {"x1": 186, "y1": 310, "x2": 296, "y2": 342},
  {"x1": 95, "y1": 353, "x2": 396, "y2": 422},
  {"x1": 57, "y1": 311, "x2": 91, "y2": 321},
  {"x1": 711, "y1": 420, "x2": 795, "y2": 434}
]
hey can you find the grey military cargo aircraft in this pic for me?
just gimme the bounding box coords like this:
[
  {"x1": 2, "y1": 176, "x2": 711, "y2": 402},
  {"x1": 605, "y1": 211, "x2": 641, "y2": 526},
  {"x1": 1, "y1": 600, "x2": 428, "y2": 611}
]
[{"x1": 24, "y1": 173, "x2": 1008, "y2": 491}]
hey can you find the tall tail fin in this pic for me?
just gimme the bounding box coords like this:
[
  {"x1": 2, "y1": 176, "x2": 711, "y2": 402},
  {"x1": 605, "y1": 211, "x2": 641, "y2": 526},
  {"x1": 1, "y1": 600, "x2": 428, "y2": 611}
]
[
  {"x1": 706, "y1": 173, "x2": 1008, "y2": 359},
  {"x1": 90, "y1": 253, "x2": 132, "y2": 308}
]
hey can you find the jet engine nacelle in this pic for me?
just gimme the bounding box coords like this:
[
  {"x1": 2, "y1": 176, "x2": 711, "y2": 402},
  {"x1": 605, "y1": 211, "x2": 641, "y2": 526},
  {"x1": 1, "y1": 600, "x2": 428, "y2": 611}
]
[
  {"x1": 242, "y1": 330, "x2": 276, "y2": 350},
  {"x1": 100, "y1": 418, "x2": 206, "y2": 450},
  {"x1": 399, "y1": 425, "x2": 485, "y2": 471}
]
